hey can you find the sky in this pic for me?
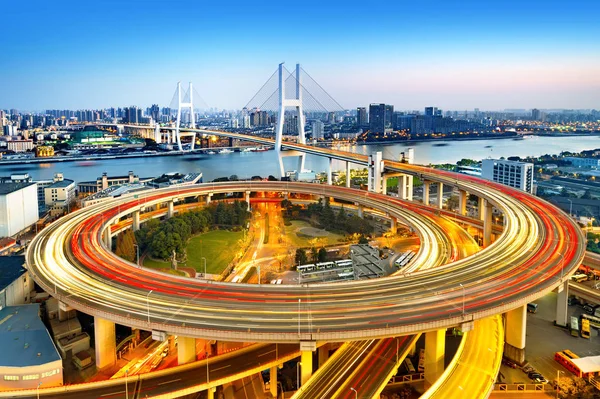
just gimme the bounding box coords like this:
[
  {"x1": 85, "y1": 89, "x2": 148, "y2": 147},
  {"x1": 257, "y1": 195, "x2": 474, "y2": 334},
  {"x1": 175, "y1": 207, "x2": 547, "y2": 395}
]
[{"x1": 2, "y1": 0, "x2": 600, "y2": 112}]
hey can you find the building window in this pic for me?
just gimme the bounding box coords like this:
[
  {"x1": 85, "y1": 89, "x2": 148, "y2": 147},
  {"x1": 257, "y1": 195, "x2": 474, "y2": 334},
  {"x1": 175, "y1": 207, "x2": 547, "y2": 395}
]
[
  {"x1": 4, "y1": 375, "x2": 19, "y2": 381},
  {"x1": 41, "y1": 369, "x2": 60, "y2": 378},
  {"x1": 22, "y1": 374, "x2": 40, "y2": 380}
]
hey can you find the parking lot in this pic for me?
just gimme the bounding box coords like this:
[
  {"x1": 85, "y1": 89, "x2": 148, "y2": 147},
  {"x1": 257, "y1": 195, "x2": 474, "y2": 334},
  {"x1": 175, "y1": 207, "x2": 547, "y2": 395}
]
[{"x1": 498, "y1": 291, "x2": 600, "y2": 385}]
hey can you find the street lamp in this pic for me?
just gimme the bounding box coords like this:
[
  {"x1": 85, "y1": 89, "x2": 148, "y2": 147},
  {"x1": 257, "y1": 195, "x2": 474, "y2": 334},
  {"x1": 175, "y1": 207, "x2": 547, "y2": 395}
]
[
  {"x1": 296, "y1": 362, "x2": 302, "y2": 390},
  {"x1": 37, "y1": 382, "x2": 42, "y2": 399},
  {"x1": 459, "y1": 283, "x2": 465, "y2": 315},
  {"x1": 350, "y1": 387, "x2": 358, "y2": 399},
  {"x1": 146, "y1": 290, "x2": 153, "y2": 324},
  {"x1": 201, "y1": 257, "x2": 207, "y2": 277},
  {"x1": 134, "y1": 244, "x2": 140, "y2": 266},
  {"x1": 298, "y1": 298, "x2": 301, "y2": 337},
  {"x1": 556, "y1": 370, "x2": 564, "y2": 399},
  {"x1": 125, "y1": 369, "x2": 129, "y2": 399},
  {"x1": 567, "y1": 198, "x2": 573, "y2": 217}
]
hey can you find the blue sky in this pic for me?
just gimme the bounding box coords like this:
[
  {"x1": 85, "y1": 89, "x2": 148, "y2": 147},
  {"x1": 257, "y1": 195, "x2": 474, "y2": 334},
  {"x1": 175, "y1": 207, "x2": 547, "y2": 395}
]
[{"x1": 2, "y1": 0, "x2": 599, "y2": 111}]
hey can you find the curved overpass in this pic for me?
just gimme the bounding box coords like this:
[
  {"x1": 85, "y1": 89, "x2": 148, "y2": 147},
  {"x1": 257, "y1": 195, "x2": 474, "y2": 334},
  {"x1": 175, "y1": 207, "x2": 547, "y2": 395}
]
[{"x1": 27, "y1": 175, "x2": 585, "y2": 342}]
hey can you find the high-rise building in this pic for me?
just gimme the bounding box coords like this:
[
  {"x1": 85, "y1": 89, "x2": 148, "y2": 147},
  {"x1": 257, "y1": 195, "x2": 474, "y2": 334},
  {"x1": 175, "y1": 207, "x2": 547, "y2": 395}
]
[
  {"x1": 312, "y1": 120, "x2": 324, "y2": 140},
  {"x1": 425, "y1": 107, "x2": 437, "y2": 117},
  {"x1": 531, "y1": 108, "x2": 541, "y2": 120},
  {"x1": 356, "y1": 107, "x2": 368, "y2": 127},
  {"x1": 369, "y1": 104, "x2": 394, "y2": 133},
  {"x1": 482, "y1": 159, "x2": 534, "y2": 193},
  {"x1": 150, "y1": 104, "x2": 160, "y2": 123}
]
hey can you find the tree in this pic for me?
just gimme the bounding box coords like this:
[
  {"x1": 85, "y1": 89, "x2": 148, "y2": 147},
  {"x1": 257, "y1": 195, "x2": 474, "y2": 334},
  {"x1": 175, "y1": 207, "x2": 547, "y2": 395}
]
[
  {"x1": 317, "y1": 247, "x2": 328, "y2": 262},
  {"x1": 582, "y1": 189, "x2": 592, "y2": 199},
  {"x1": 294, "y1": 249, "x2": 308, "y2": 266},
  {"x1": 358, "y1": 235, "x2": 369, "y2": 244},
  {"x1": 310, "y1": 247, "x2": 318, "y2": 263}
]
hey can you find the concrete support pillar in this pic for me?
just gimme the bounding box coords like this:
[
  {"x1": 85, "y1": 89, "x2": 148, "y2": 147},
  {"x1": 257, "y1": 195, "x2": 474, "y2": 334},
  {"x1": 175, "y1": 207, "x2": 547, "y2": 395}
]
[
  {"x1": 556, "y1": 281, "x2": 569, "y2": 327},
  {"x1": 424, "y1": 329, "x2": 446, "y2": 387},
  {"x1": 207, "y1": 388, "x2": 215, "y2": 399},
  {"x1": 167, "y1": 200, "x2": 174, "y2": 218},
  {"x1": 132, "y1": 210, "x2": 140, "y2": 232},
  {"x1": 94, "y1": 317, "x2": 116, "y2": 369},
  {"x1": 458, "y1": 190, "x2": 467, "y2": 216},
  {"x1": 398, "y1": 175, "x2": 408, "y2": 200},
  {"x1": 300, "y1": 350, "x2": 313, "y2": 386},
  {"x1": 104, "y1": 230, "x2": 112, "y2": 249},
  {"x1": 504, "y1": 305, "x2": 527, "y2": 364},
  {"x1": 406, "y1": 175, "x2": 413, "y2": 201},
  {"x1": 436, "y1": 182, "x2": 444, "y2": 209},
  {"x1": 206, "y1": 193, "x2": 213, "y2": 205},
  {"x1": 390, "y1": 217, "x2": 397, "y2": 233},
  {"x1": 318, "y1": 344, "x2": 330, "y2": 368},
  {"x1": 382, "y1": 175, "x2": 388, "y2": 195},
  {"x1": 423, "y1": 181, "x2": 430, "y2": 205},
  {"x1": 346, "y1": 162, "x2": 351, "y2": 188},
  {"x1": 327, "y1": 158, "x2": 333, "y2": 185},
  {"x1": 483, "y1": 199, "x2": 493, "y2": 247},
  {"x1": 245, "y1": 191, "x2": 251, "y2": 211},
  {"x1": 368, "y1": 151, "x2": 383, "y2": 193},
  {"x1": 477, "y1": 197, "x2": 485, "y2": 221},
  {"x1": 177, "y1": 336, "x2": 196, "y2": 365},
  {"x1": 270, "y1": 366, "x2": 278, "y2": 397},
  {"x1": 356, "y1": 204, "x2": 364, "y2": 219}
]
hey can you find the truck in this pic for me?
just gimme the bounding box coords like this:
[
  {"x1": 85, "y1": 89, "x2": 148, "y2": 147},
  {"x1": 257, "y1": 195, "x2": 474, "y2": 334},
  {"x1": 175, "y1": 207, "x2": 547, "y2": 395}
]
[
  {"x1": 581, "y1": 318, "x2": 591, "y2": 339},
  {"x1": 570, "y1": 316, "x2": 579, "y2": 337}
]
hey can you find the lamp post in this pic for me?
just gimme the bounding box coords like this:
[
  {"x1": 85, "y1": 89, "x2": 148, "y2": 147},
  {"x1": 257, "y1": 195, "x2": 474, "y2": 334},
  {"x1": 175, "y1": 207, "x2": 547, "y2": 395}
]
[
  {"x1": 134, "y1": 244, "x2": 140, "y2": 266},
  {"x1": 37, "y1": 382, "x2": 42, "y2": 399},
  {"x1": 296, "y1": 362, "x2": 302, "y2": 390},
  {"x1": 350, "y1": 387, "x2": 358, "y2": 399},
  {"x1": 125, "y1": 369, "x2": 129, "y2": 399},
  {"x1": 146, "y1": 290, "x2": 153, "y2": 324},
  {"x1": 298, "y1": 298, "x2": 301, "y2": 337},
  {"x1": 201, "y1": 257, "x2": 207, "y2": 277},
  {"x1": 459, "y1": 283, "x2": 465, "y2": 315},
  {"x1": 556, "y1": 370, "x2": 564, "y2": 399},
  {"x1": 567, "y1": 199, "x2": 573, "y2": 217},
  {"x1": 206, "y1": 351, "x2": 209, "y2": 384}
]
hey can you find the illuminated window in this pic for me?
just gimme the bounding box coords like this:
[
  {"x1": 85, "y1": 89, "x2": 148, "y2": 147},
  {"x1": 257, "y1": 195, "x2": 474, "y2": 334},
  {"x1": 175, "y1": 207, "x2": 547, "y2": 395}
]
[
  {"x1": 22, "y1": 374, "x2": 40, "y2": 380},
  {"x1": 41, "y1": 369, "x2": 60, "y2": 378},
  {"x1": 3, "y1": 375, "x2": 19, "y2": 381}
]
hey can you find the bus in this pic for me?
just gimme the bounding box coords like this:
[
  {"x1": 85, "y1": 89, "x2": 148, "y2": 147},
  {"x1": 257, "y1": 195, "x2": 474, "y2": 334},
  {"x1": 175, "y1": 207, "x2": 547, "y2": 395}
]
[
  {"x1": 231, "y1": 275, "x2": 241, "y2": 283},
  {"x1": 581, "y1": 318, "x2": 591, "y2": 339},
  {"x1": 334, "y1": 259, "x2": 353, "y2": 268},
  {"x1": 315, "y1": 261, "x2": 335, "y2": 270},
  {"x1": 418, "y1": 348, "x2": 425, "y2": 372},
  {"x1": 403, "y1": 358, "x2": 416, "y2": 374},
  {"x1": 554, "y1": 350, "x2": 591, "y2": 378},
  {"x1": 581, "y1": 313, "x2": 600, "y2": 329},
  {"x1": 570, "y1": 316, "x2": 579, "y2": 337},
  {"x1": 297, "y1": 264, "x2": 316, "y2": 273}
]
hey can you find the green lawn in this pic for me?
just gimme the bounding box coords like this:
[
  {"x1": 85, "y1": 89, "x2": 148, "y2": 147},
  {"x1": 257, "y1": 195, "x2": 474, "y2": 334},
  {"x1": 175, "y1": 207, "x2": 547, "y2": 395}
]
[
  {"x1": 283, "y1": 220, "x2": 345, "y2": 248},
  {"x1": 186, "y1": 230, "x2": 244, "y2": 274},
  {"x1": 141, "y1": 258, "x2": 187, "y2": 276}
]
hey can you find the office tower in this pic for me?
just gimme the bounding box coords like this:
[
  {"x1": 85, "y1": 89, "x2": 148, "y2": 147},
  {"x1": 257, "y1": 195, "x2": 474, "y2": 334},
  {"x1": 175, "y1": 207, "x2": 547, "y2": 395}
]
[
  {"x1": 356, "y1": 107, "x2": 368, "y2": 127},
  {"x1": 425, "y1": 107, "x2": 437, "y2": 117},
  {"x1": 482, "y1": 159, "x2": 534, "y2": 193},
  {"x1": 369, "y1": 104, "x2": 394, "y2": 133},
  {"x1": 312, "y1": 120, "x2": 324, "y2": 140}
]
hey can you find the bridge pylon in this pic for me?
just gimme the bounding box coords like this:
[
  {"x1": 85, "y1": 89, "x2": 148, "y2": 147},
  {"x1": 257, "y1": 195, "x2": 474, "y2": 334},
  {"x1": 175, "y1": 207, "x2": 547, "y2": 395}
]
[
  {"x1": 275, "y1": 63, "x2": 307, "y2": 177},
  {"x1": 175, "y1": 81, "x2": 196, "y2": 151}
]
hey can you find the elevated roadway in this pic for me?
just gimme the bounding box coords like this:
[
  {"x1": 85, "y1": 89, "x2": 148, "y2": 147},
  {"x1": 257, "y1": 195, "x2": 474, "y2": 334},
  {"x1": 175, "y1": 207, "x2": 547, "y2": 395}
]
[{"x1": 27, "y1": 177, "x2": 584, "y2": 342}]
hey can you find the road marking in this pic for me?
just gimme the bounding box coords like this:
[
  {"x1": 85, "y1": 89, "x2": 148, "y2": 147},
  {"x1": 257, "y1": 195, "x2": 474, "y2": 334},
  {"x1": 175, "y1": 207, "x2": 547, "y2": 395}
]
[
  {"x1": 212, "y1": 364, "x2": 231, "y2": 372},
  {"x1": 258, "y1": 349, "x2": 276, "y2": 357},
  {"x1": 158, "y1": 378, "x2": 181, "y2": 385},
  {"x1": 101, "y1": 391, "x2": 125, "y2": 397}
]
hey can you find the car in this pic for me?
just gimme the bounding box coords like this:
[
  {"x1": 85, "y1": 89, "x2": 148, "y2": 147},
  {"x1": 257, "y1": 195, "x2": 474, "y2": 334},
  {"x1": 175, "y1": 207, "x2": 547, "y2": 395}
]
[
  {"x1": 161, "y1": 348, "x2": 169, "y2": 358},
  {"x1": 502, "y1": 358, "x2": 518, "y2": 369},
  {"x1": 583, "y1": 304, "x2": 595, "y2": 314},
  {"x1": 568, "y1": 296, "x2": 578, "y2": 306},
  {"x1": 533, "y1": 377, "x2": 548, "y2": 384}
]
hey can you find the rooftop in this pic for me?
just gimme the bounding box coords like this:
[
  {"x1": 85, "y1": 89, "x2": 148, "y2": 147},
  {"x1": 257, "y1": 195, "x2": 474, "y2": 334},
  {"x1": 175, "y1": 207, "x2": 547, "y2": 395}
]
[
  {"x1": 0, "y1": 182, "x2": 36, "y2": 196},
  {"x1": 0, "y1": 256, "x2": 26, "y2": 292},
  {"x1": 0, "y1": 304, "x2": 61, "y2": 367},
  {"x1": 48, "y1": 179, "x2": 75, "y2": 189}
]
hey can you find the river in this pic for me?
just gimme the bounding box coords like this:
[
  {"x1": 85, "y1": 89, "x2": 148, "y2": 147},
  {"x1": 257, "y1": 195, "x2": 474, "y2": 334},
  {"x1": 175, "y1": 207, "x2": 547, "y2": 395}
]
[{"x1": 1, "y1": 135, "x2": 599, "y2": 183}]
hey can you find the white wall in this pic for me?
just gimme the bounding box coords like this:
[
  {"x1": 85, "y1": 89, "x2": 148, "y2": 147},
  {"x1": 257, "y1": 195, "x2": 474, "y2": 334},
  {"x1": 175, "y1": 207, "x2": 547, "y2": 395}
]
[{"x1": 0, "y1": 184, "x2": 39, "y2": 237}]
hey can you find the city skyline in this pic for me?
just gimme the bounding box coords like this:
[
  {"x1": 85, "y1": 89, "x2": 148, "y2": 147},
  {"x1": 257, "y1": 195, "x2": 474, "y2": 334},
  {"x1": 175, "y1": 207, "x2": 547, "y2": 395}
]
[{"x1": 3, "y1": 0, "x2": 600, "y2": 111}]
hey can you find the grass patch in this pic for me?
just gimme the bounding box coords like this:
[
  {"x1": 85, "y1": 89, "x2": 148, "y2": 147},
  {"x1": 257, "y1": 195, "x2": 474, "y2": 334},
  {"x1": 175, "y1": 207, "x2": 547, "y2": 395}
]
[
  {"x1": 187, "y1": 230, "x2": 244, "y2": 274},
  {"x1": 142, "y1": 257, "x2": 187, "y2": 276},
  {"x1": 283, "y1": 220, "x2": 345, "y2": 248}
]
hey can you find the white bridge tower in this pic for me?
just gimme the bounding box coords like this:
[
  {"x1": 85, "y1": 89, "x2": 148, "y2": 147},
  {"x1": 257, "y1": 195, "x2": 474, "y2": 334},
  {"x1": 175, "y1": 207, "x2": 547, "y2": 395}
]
[
  {"x1": 275, "y1": 63, "x2": 306, "y2": 177},
  {"x1": 175, "y1": 81, "x2": 196, "y2": 151}
]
